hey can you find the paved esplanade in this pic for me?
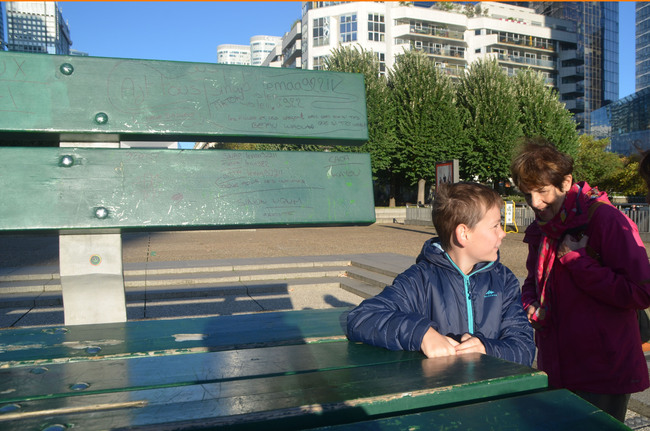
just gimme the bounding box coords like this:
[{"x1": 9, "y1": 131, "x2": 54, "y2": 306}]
[{"x1": 0, "y1": 224, "x2": 531, "y2": 277}]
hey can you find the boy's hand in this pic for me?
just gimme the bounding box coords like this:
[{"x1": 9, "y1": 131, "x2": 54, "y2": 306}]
[
  {"x1": 421, "y1": 327, "x2": 459, "y2": 358},
  {"x1": 454, "y1": 333, "x2": 486, "y2": 355}
]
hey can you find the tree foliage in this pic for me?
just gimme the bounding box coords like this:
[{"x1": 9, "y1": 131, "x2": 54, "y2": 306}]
[
  {"x1": 325, "y1": 45, "x2": 397, "y2": 184},
  {"x1": 573, "y1": 135, "x2": 623, "y2": 192},
  {"x1": 456, "y1": 58, "x2": 522, "y2": 184},
  {"x1": 513, "y1": 69, "x2": 578, "y2": 158},
  {"x1": 388, "y1": 50, "x2": 463, "y2": 200}
]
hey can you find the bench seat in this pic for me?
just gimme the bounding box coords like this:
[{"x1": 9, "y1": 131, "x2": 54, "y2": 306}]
[
  {"x1": 0, "y1": 308, "x2": 348, "y2": 367},
  {"x1": 0, "y1": 309, "x2": 548, "y2": 430}
]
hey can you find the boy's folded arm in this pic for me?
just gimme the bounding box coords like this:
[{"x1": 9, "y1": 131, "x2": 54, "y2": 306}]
[{"x1": 346, "y1": 269, "x2": 434, "y2": 352}]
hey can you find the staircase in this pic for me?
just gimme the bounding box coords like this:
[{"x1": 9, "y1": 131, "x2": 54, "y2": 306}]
[{"x1": 0, "y1": 253, "x2": 415, "y2": 328}]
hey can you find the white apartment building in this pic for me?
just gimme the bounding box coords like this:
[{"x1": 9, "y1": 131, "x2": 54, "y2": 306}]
[
  {"x1": 217, "y1": 35, "x2": 281, "y2": 66},
  {"x1": 217, "y1": 44, "x2": 251, "y2": 65},
  {"x1": 262, "y1": 20, "x2": 302, "y2": 68},
  {"x1": 301, "y1": 2, "x2": 578, "y2": 93},
  {"x1": 250, "y1": 35, "x2": 282, "y2": 66}
]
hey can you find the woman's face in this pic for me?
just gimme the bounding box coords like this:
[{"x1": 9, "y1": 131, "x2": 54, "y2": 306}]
[{"x1": 520, "y1": 175, "x2": 573, "y2": 222}]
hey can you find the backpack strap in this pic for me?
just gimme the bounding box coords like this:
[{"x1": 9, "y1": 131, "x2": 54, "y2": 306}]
[{"x1": 584, "y1": 200, "x2": 611, "y2": 264}]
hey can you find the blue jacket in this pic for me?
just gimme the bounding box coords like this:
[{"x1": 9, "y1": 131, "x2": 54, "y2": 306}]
[{"x1": 346, "y1": 238, "x2": 535, "y2": 366}]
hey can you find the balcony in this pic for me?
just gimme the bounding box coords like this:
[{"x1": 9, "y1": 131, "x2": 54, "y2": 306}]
[
  {"x1": 559, "y1": 81, "x2": 584, "y2": 95},
  {"x1": 497, "y1": 54, "x2": 555, "y2": 69},
  {"x1": 437, "y1": 64, "x2": 466, "y2": 78},
  {"x1": 410, "y1": 25, "x2": 464, "y2": 41},
  {"x1": 563, "y1": 97, "x2": 585, "y2": 111},
  {"x1": 559, "y1": 65, "x2": 585, "y2": 78},
  {"x1": 496, "y1": 35, "x2": 555, "y2": 53}
]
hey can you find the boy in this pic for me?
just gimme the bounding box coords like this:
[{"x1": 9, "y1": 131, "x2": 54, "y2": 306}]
[{"x1": 347, "y1": 182, "x2": 535, "y2": 366}]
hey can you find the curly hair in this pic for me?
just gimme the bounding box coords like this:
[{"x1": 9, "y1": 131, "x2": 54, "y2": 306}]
[{"x1": 510, "y1": 137, "x2": 573, "y2": 191}]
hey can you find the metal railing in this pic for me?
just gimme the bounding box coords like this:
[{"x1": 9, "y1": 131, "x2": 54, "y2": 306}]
[{"x1": 406, "y1": 203, "x2": 650, "y2": 233}]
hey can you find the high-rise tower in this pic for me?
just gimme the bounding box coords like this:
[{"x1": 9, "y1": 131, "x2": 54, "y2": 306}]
[
  {"x1": 4, "y1": 1, "x2": 72, "y2": 55},
  {"x1": 638, "y1": 2, "x2": 650, "y2": 92},
  {"x1": 517, "y1": 2, "x2": 618, "y2": 132}
]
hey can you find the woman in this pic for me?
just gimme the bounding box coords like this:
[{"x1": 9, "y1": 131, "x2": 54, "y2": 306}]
[{"x1": 511, "y1": 139, "x2": 650, "y2": 422}]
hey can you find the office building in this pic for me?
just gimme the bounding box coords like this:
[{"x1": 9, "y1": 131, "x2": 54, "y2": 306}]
[
  {"x1": 0, "y1": 2, "x2": 5, "y2": 50},
  {"x1": 515, "y1": 2, "x2": 618, "y2": 133},
  {"x1": 250, "y1": 35, "x2": 282, "y2": 66},
  {"x1": 4, "y1": 1, "x2": 71, "y2": 55},
  {"x1": 638, "y1": 2, "x2": 650, "y2": 92},
  {"x1": 217, "y1": 44, "x2": 251, "y2": 65},
  {"x1": 591, "y1": 87, "x2": 650, "y2": 155},
  {"x1": 217, "y1": 35, "x2": 281, "y2": 66}
]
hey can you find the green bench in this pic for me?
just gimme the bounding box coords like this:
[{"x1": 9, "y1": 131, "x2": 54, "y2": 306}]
[
  {"x1": 0, "y1": 51, "x2": 373, "y2": 326},
  {"x1": 0, "y1": 52, "x2": 630, "y2": 430}
]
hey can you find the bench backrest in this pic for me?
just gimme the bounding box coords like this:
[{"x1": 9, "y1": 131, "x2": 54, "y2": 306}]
[
  {"x1": 0, "y1": 52, "x2": 373, "y2": 325},
  {"x1": 0, "y1": 52, "x2": 374, "y2": 232}
]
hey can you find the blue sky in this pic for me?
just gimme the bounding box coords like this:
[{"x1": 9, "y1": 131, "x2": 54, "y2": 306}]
[{"x1": 59, "y1": 1, "x2": 637, "y2": 99}]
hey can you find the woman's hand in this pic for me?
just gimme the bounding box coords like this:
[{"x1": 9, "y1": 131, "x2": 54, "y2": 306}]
[
  {"x1": 558, "y1": 234, "x2": 589, "y2": 259},
  {"x1": 527, "y1": 302, "x2": 540, "y2": 324}
]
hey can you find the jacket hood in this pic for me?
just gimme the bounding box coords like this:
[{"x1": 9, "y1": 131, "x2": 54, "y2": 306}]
[{"x1": 416, "y1": 237, "x2": 500, "y2": 274}]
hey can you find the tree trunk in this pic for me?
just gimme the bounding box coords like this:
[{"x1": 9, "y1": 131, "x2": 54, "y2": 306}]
[{"x1": 417, "y1": 179, "x2": 426, "y2": 205}]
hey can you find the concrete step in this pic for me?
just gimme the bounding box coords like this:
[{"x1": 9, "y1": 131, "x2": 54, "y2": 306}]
[
  {"x1": 345, "y1": 266, "x2": 395, "y2": 289},
  {"x1": 0, "y1": 254, "x2": 414, "y2": 318}
]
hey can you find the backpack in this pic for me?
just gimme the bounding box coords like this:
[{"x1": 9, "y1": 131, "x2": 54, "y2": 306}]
[{"x1": 579, "y1": 201, "x2": 650, "y2": 343}]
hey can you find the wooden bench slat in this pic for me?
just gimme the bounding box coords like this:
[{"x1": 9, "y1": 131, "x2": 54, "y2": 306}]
[
  {"x1": 0, "y1": 147, "x2": 375, "y2": 232},
  {"x1": 0, "y1": 52, "x2": 368, "y2": 144},
  {"x1": 312, "y1": 389, "x2": 630, "y2": 431},
  {"x1": 0, "y1": 353, "x2": 547, "y2": 430},
  {"x1": 0, "y1": 342, "x2": 422, "y2": 402},
  {"x1": 0, "y1": 309, "x2": 348, "y2": 367}
]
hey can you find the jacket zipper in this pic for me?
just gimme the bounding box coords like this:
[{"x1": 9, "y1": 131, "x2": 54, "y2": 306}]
[{"x1": 444, "y1": 253, "x2": 495, "y2": 335}]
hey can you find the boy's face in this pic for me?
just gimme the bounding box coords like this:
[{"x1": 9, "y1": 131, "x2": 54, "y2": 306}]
[{"x1": 465, "y1": 205, "x2": 506, "y2": 264}]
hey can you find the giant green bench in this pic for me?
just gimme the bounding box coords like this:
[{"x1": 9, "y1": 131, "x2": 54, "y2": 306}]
[{"x1": 0, "y1": 52, "x2": 630, "y2": 430}]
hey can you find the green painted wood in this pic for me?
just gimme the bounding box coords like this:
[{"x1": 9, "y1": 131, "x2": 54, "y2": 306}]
[
  {"x1": 0, "y1": 147, "x2": 375, "y2": 232},
  {"x1": 0, "y1": 52, "x2": 368, "y2": 145},
  {"x1": 0, "y1": 353, "x2": 547, "y2": 430},
  {"x1": 314, "y1": 389, "x2": 630, "y2": 431},
  {"x1": 0, "y1": 342, "x2": 423, "y2": 402},
  {"x1": 0, "y1": 308, "x2": 348, "y2": 367}
]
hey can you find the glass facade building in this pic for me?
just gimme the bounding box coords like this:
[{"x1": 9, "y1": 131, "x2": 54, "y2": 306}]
[
  {"x1": 519, "y1": 2, "x2": 619, "y2": 133},
  {"x1": 0, "y1": 3, "x2": 5, "y2": 50},
  {"x1": 638, "y1": 2, "x2": 650, "y2": 92},
  {"x1": 4, "y1": 1, "x2": 71, "y2": 55},
  {"x1": 590, "y1": 87, "x2": 650, "y2": 155}
]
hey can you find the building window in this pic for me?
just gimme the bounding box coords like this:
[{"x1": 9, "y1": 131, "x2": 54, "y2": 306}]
[
  {"x1": 368, "y1": 13, "x2": 385, "y2": 42},
  {"x1": 340, "y1": 14, "x2": 357, "y2": 43},
  {"x1": 313, "y1": 55, "x2": 327, "y2": 70},
  {"x1": 313, "y1": 17, "x2": 330, "y2": 47},
  {"x1": 375, "y1": 52, "x2": 386, "y2": 75}
]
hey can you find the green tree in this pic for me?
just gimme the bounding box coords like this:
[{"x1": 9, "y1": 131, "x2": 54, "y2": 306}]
[
  {"x1": 608, "y1": 156, "x2": 646, "y2": 196},
  {"x1": 573, "y1": 135, "x2": 623, "y2": 192},
  {"x1": 325, "y1": 44, "x2": 398, "y2": 205},
  {"x1": 456, "y1": 58, "x2": 522, "y2": 185},
  {"x1": 389, "y1": 49, "x2": 463, "y2": 203},
  {"x1": 513, "y1": 69, "x2": 578, "y2": 157}
]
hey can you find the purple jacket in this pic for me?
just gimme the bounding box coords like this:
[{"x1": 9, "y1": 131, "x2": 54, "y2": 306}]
[{"x1": 522, "y1": 203, "x2": 650, "y2": 393}]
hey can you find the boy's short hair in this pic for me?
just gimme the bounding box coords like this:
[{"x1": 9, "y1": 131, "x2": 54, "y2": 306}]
[
  {"x1": 432, "y1": 182, "x2": 502, "y2": 251},
  {"x1": 510, "y1": 138, "x2": 573, "y2": 191}
]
